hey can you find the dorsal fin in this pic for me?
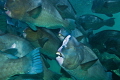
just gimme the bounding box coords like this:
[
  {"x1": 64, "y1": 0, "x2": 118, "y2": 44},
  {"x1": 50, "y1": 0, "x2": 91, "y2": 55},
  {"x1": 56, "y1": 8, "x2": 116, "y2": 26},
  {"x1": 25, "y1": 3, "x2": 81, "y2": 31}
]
[{"x1": 76, "y1": 36, "x2": 84, "y2": 42}]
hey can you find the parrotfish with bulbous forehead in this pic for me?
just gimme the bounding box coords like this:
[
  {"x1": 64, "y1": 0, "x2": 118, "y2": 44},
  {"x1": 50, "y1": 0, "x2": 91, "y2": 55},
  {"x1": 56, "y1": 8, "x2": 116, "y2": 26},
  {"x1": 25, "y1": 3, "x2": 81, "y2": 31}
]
[
  {"x1": 56, "y1": 35, "x2": 112, "y2": 80},
  {"x1": 5, "y1": 0, "x2": 76, "y2": 31}
]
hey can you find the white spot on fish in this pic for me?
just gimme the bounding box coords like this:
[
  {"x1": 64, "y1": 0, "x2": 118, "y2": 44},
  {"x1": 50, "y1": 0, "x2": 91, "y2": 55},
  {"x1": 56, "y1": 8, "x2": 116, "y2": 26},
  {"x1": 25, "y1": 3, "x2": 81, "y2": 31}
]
[
  {"x1": 56, "y1": 56, "x2": 63, "y2": 66},
  {"x1": 11, "y1": 43, "x2": 16, "y2": 48},
  {"x1": 62, "y1": 35, "x2": 71, "y2": 47},
  {"x1": 5, "y1": 10, "x2": 12, "y2": 17},
  {"x1": 23, "y1": 32, "x2": 27, "y2": 38},
  {"x1": 58, "y1": 35, "x2": 71, "y2": 52}
]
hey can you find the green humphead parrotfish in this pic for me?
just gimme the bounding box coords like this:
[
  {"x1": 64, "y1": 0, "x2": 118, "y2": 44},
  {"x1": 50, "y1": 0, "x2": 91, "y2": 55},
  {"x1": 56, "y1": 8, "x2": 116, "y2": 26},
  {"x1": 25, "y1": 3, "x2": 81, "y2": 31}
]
[{"x1": 56, "y1": 35, "x2": 112, "y2": 80}]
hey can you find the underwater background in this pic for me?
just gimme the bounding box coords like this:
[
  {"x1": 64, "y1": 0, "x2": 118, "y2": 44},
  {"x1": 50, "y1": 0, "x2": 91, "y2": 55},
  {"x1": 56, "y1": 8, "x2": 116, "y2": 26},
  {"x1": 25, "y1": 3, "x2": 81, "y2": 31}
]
[
  {"x1": 70, "y1": 0, "x2": 120, "y2": 33},
  {"x1": 0, "y1": 0, "x2": 120, "y2": 80}
]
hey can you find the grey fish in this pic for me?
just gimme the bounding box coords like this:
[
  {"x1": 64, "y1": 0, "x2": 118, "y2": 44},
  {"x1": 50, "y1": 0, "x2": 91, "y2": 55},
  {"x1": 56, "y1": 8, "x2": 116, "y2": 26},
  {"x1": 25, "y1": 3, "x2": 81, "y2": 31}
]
[
  {"x1": 92, "y1": 0, "x2": 120, "y2": 17},
  {"x1": 0, "y1": 33, "x2": 34, "y2": 57},
  {"x1": 56, "y1": 35, "x2": 112, "y2": 80},
  {"x1": 76, "y1": 14, "x2": 115, "y2": 30},
  {"x1": 0, "y1": 48, "x2": 43, "y2": 80},
  {"x1": 5, "y1": 0, "x2": 76, "y2": 31}
]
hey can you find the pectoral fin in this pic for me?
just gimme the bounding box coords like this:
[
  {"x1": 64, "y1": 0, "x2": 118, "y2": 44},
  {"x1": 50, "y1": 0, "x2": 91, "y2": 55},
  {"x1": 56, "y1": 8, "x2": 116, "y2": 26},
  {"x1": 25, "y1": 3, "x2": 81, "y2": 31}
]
[
  {"x1": 27, "y1": 6, "x2": 42, "y2": 19},
  {"x1": 105, "y1": 14, "x2": 113, "y2": 17},
  {"x1": 27, "y1": 23, "x2": 37, "y2": 31},
  {"x1": 4, "y1": 48, "x2": 18, "y2": 56},
  {"x1": 80, "y1": 59, "x2": 98, "y2": 71},
  {"x1": 1, "y1": 49, "x2": 19, "y2": 59},
  {"x1": 76, "y1": 36, "x2": 84, "y2": 42},
  {"x1": 38, "y1": 38, "x2": 49, "y2": 48},
  {"x1": 8, "y1": 73, "x2": 43, "y2": 80}
]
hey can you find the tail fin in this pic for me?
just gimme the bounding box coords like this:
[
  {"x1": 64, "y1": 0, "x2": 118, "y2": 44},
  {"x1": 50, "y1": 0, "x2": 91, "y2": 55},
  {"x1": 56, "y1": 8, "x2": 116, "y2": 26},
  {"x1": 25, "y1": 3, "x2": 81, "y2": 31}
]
[
  {"x1": 27, "y1": 48, "x2": 43, "y2": 74},
  {"x1": 64, "y1": 19, "x2": 76, "y2": 34},
  {"x1": 104, "y1": 18, "x2": 115, "y2": 27},
  {"x1": 8, "y1": 48, "x2": 44, "y2": 80}
]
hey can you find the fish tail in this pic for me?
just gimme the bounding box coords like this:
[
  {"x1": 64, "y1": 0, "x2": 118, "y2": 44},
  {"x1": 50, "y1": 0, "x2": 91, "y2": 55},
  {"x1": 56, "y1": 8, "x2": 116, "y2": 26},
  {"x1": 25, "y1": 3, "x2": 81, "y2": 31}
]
[
  {"x1": 104, "y1": 18, "x2": 115, "y2": 27},
  {"x1": 64, "y1": 19, "x2": 76, "y2": 34},
  {"x1": 27, "y1": 48, "x2": 43, "y2": 74}
]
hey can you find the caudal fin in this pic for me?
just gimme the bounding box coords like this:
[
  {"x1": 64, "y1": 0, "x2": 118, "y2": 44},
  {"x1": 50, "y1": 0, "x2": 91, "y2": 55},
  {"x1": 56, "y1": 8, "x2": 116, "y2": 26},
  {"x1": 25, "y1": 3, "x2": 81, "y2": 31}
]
[
  {"x1": 27, "y1": 48, "x2": 43, "y2": 74},
  {"x1": 104, "y1": 18, "x2": 115, "y2": 27},
  {"x1": 64, "y1": 19, "x2": 76, "y2": 34},
  {"x1": 8, "y1": 48, "x2": 44, "y2": 80}
]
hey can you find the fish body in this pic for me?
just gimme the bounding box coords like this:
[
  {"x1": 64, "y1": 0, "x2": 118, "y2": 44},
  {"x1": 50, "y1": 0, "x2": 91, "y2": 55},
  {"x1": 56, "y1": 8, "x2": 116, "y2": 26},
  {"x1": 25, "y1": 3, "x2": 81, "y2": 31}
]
[
  {"x1": 23, "y1": 28, "x2": 61, "y2": 59},
  {"x1": 92, "y1": 0, "x2": 120, "y2": 17},
  {"x1": 0, "y1": 48, "x2": 43, "y2": 80},
  {"x1": 88, "y1": 30, "x2": 120, "y2": 53},
  {"x1": 5, "y1": 0, "x2": 76, "y2": 31},
  {"x1": 104, "y1": 37, "x2": 120, "y2": 57},
  {"x1": 56, "y1": 35, "x2": 112, "y2": 80},
  {"x1": 0, "y1": 14, "x2": 7, "y2": 32},
  {"x1": 0, "y1": 33, "x2": 34, "y2": 57},
  {"x1": 76, "y1": 14, "x2": 115, "y2": 30}
]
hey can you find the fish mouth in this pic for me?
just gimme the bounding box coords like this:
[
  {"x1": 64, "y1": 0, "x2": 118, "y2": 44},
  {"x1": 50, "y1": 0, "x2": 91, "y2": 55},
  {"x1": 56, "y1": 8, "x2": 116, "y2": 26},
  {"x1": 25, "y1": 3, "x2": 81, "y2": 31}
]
[
  {"x1": 5, "y1": 10, "x2": 12, "y2": 17},
  {"x1": 56, "y1": 52, "x2": 64, "y2": 65},
  {"x1": 56, "y1": 52, "x2": 63, "y2": 57},
  {"x1": 56, "y1": 35, "x2": 72, "y2": 65}
]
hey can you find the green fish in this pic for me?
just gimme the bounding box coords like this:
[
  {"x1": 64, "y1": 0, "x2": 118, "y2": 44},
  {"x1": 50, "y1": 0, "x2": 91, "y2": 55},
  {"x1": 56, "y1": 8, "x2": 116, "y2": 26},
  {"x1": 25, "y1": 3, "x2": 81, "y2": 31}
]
[
  {"x1": 23, "y1": 27, "x2": 61, "y2": 59},
  {"x1": 5, "y1": 0, "x2": 76, "y2": 31},
  {"x1": 56, "y1": 35, "x2": 112, "y2": 80}
]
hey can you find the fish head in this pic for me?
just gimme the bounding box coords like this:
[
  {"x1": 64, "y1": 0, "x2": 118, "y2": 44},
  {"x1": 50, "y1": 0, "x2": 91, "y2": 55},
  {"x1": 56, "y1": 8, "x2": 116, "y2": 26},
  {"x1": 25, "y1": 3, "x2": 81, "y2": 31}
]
[
  {"x1": 56, "y1": 35, "x2": 82, "y2": 70},
  {"x1": 4, "y1": 0, "x2": 26, "y2": 19},
  {"x1": 23, "y1": 28, "x2": 39, "y2": 41}
]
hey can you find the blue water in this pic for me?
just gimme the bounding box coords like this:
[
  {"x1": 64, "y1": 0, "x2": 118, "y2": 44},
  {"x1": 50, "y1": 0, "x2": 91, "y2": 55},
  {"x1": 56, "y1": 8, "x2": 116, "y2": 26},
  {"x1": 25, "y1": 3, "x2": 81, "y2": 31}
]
[{"x1": 70, "y1": 0, "x2": 120, "y2": 33}]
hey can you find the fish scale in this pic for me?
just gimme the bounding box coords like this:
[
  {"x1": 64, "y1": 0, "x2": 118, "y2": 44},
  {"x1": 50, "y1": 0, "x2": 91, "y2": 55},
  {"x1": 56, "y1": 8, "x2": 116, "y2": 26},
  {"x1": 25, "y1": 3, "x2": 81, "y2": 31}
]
[{"x1": 0, "y1": 58, "x2": 25, "y2": 80}]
